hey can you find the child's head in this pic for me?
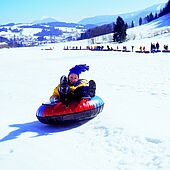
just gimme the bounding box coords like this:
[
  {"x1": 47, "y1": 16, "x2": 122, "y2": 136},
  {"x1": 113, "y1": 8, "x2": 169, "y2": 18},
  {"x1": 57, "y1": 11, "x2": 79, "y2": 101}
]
[{"x1": 68, "y1": 64, "x2": 89, "y2": 84}]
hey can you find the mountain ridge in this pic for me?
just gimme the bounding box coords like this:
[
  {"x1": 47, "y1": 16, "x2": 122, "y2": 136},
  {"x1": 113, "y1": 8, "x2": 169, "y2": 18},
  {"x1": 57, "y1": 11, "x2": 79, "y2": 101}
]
[
  {"x1": 78, "y1": 3, "x2": 165, "y2": 26},
  {"x1": 0, "y1": 3, "x2": 166, "y2": 27}
]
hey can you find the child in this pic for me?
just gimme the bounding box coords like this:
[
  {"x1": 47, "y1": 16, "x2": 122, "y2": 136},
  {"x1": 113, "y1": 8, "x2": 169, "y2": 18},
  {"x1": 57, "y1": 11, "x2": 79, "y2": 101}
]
[{"x1": 50, "y1": 64, "x2": 96, "y2": 104}]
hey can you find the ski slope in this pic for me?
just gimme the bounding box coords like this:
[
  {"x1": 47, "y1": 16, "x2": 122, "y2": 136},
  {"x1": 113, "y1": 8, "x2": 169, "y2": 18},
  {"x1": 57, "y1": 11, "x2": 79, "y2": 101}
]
[{"x1": 1, "y1": 14, "x2": 170, "y2": 169}]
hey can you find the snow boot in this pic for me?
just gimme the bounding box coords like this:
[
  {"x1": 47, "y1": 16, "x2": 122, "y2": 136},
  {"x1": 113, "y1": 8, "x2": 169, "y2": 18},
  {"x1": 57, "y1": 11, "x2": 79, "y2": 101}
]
[
  {"x1": 59, "y1": 75, "x2": 70, "y2": 95},
  {"x1": 88, "y1": 80, "x2": 96, "y2": 98}
]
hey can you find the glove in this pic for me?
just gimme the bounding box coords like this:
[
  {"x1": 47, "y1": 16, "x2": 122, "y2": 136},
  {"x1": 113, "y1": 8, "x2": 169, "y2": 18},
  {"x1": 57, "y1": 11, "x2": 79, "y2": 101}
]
[
  {"x1": 50, "y1": 96, "x2": 59, "y2": 103},
  {"x1": 59, "y1": 85, "x2": 70, "y2": 95}
]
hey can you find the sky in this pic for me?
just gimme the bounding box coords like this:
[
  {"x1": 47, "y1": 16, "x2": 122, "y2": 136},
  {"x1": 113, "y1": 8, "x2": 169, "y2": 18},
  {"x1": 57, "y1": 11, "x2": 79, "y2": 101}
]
[{"x1": 0, "y1": 0, "x2": 168, "y2": 24}]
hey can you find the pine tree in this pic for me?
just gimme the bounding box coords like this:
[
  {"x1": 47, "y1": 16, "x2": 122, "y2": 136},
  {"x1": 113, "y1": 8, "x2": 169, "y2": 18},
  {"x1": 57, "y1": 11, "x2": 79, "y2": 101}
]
[
  {"x1": 131, "y1": 21, "x2": 134, "y2": 28},
  {"x1": 155, "y1": 13, "x2": 158, "y2": 19},
  {"x1": 149, "y1": 13, "x2": 154, "y2": 22},
  {"x1": 113, "y1": 16, "x2": 127, "y2": 43},
  {"x1": 139, "y1": 17, "x2": 142, "y2": 25}
]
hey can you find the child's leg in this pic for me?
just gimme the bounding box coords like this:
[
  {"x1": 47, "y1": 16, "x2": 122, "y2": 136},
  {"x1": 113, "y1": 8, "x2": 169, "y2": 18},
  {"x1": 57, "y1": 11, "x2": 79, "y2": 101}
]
[
  {"x1": 74, "y1": 86, "x2": 89, "y2": 99},
  {"x1": 88, "y1": 80, "x2": 96, "y2": 97}
]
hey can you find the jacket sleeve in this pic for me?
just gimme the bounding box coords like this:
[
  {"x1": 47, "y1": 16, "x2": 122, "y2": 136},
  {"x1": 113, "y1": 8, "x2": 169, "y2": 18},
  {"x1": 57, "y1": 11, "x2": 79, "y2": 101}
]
[{"x1": 49, "y1": 84, "x2": 60, "y2": 99}]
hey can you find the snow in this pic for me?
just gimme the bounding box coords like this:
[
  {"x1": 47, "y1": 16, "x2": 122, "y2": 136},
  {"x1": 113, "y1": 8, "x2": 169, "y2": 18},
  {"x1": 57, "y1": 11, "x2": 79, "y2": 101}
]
[
  {"x1": 1, "y1": 18, "x2": 170, "y2": 170},
  {"x1": 21, "y1": 28, "x2": 42, "y2": 36},
  {"x1": 0, "y1": 28, "x2": 42, "y2": 39}
]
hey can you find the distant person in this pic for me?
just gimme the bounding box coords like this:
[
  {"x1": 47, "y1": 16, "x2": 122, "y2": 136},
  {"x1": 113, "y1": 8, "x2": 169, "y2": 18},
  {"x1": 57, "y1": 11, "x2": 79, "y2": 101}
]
[
  {"x1": 156, "y1": 42, "x2": 160, "y2": 51},
  {"x1": 164, "y1": 44, "x2": 168, "y2": 51},
  {"x1": 139, "y1": 46, "x2": 142, "y2": 52},
  {"x1": 124, "y1": 46, "x2": 127, "y2": 51},
  {"x1": 151, "y1": 43, "x2": 156, "y2": 53},
  {"x1": 131, "y1": 46, "x2": 134, "y2": 52}
]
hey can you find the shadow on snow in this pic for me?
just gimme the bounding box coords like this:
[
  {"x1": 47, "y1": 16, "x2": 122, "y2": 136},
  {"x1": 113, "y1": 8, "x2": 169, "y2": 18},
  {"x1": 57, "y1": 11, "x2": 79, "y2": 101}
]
[{"x1": 0, "y1": 120, "x2": 89, "y2": 143}]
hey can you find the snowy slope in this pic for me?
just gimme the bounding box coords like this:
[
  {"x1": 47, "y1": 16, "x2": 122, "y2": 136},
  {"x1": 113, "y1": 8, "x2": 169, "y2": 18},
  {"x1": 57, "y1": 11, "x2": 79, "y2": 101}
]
[
  {"x1": 1, "y1": 16, "x2": 170, "y2": 170},
  {"x1": 127, "y1": 13, "x2": 170, "y2": 41}
]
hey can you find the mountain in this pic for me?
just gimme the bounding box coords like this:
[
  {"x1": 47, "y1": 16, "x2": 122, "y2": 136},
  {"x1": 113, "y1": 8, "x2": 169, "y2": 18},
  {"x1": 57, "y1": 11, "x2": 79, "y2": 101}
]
[
  {"x1": 32, "y1": 17, "x2": 59, "y2": 24},
  {"x1": 78, "y1": 3, "x2": 166, "y2": 26},
  {"x1": 30, "y1": 17, "x2": 96, "y2": 29},
  {"x1": 31, "y1": 17, "x2": 96, "y2": 28}
]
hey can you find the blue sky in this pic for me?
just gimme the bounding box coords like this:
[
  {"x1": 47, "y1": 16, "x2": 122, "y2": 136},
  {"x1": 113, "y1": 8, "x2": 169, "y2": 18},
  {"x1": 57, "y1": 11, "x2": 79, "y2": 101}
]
[{"x1": 0, "y1": 0, "x2": 168, "y2": 24}]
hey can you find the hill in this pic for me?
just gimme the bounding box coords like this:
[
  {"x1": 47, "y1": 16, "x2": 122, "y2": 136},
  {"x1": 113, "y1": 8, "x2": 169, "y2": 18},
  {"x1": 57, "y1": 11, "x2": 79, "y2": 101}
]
[{"x1": 127, "y1": 13, "x2": 170, "y2": 41}]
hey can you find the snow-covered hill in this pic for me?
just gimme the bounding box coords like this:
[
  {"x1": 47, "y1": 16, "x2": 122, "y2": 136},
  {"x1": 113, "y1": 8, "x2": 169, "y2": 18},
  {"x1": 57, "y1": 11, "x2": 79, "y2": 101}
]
[
  {"x1": 127, "y1": 13, "x2": 170, "y2": 41},
  {"x1": 0, "y1": 22, "x2": 86, "y2": 46}
]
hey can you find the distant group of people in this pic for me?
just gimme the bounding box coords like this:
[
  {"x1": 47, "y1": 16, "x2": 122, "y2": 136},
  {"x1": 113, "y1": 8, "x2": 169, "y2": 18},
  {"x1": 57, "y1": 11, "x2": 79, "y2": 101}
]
[
  {"x1": 150, "y1": 42, "x2": 160, "y2": 53},
  {"x1": 139, "y1": 46, "x2": 146, "y2": 52},
  {"x1": 87, "y1": 45, "x2": 104, "y2": 50},
  {"x1": 150, "y1": 42, "x2": 169, "y2": 53},
  {"x1": 138, "y1": 42, "x2": 169, "y2": 53},
  {"x1": 63, "y1": 42, "x2": 169, "y2": 53},
  {"x1": 41, "y1": 46, "x2": 54, "y2": 50},
  {"x1": 63, "y1": 46, "x2": 82, "y2": 50}
]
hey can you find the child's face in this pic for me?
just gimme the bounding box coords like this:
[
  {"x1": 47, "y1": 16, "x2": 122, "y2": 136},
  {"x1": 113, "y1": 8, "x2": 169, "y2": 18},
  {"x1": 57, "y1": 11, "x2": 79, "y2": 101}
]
[{"x1": 68, "y1": 73, "x2": 79, "y2": 85}]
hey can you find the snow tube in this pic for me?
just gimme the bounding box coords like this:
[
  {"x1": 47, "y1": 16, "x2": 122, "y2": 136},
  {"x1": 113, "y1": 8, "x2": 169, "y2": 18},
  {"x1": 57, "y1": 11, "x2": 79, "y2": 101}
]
[{"x1": 36, "y1": 96, "x2": 104, "y2": 124}]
